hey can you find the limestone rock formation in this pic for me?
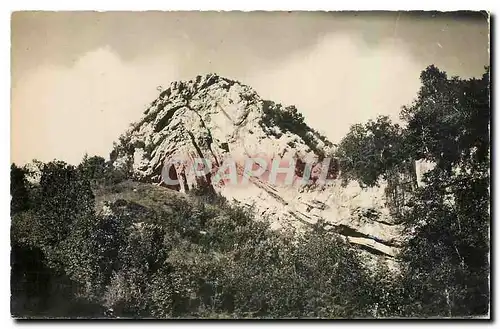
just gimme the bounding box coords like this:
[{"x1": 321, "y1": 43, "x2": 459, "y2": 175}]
[{"x1": 111, "y1": 73, "x2": 403, "y2": 258}]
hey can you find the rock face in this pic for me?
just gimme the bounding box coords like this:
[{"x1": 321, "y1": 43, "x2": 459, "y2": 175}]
[
  {"x1": 415, "y1": 159, "x2": 436, "y2": 187},
  {"x1": 111, "y1": 73, "x2": 403, "y2": 258}
]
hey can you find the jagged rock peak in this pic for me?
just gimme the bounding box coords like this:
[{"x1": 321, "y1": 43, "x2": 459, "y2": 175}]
[
  {"x1": 111, "y1": 73, "x2": 334, "y2": 182},
  {"x1": 109, "y1": 73, "x2": 402, "y2": 259}
]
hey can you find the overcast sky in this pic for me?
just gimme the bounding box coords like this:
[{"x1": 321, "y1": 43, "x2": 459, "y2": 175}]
[{"x1": 11, "y1": 11, "x2": 489, "y2": 165}]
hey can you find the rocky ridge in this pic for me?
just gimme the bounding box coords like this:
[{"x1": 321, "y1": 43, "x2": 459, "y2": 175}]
[{"x1": 111, "y1": 73, "x2": 404, "y2": 258}]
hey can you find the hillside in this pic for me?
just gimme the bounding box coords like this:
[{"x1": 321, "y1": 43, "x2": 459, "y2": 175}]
[
  {"x1": 11, "y1": 66, "x2": 490, "y2": 318},
  {"x1": 110, "y1": 73, "x2": 402, "y2": 258}
]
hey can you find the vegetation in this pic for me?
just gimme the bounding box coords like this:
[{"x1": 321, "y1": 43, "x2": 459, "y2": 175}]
[
  {"x1": 260, "y1": 100, "x2": 332, "y2": 158},
  {"x1": 11, "y1": 164, "x2": 379, "y2": 318},
  {"x1": 11, "y1": 65, "x2": 490, "y2": 318},
  {"x1": 335, "y1": 65, "x2": 490, "y2": 317},
  {"x1": 335, "y1": 116, "x2": 406, "y2": 187}
]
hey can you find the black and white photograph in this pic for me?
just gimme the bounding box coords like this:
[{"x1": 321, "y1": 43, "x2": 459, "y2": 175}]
[{"x1": 10, "y1": 10, "x2": 490, "y2": 319}]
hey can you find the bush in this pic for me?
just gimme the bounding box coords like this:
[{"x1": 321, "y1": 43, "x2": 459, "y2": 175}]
[{"x1": 11, "y1": 160, "x2": 380, "y2": 318}]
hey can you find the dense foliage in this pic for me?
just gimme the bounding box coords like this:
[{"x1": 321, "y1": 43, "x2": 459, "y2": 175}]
[
  {"x1": 335, "y1": 116, "x2": 406, "y2": 187},
  {"x1": 260, "y1": 100, "x2": 332, "y2": 158},
  {"x1": 11, "y1": 166, "x2": 379, "y2": 318},
  {"x1": 11, "y1": 65, "x2": 490, "y2": 318},
  {"x1": 335, "y1": 65, "x2": 490, "y2": 317}
]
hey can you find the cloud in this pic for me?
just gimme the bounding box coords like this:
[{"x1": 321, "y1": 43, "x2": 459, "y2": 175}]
[
  {"x1": 11, "y1": 46, "x2": 179, "y2": 165},
  {"x1": 245, "y1": 33, "x2": 424, "y2": 144}
]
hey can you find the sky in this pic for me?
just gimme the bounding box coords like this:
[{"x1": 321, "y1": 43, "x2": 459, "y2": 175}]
[{"x1": 11, "y1": 11, "x2": 490, "y2": 165}]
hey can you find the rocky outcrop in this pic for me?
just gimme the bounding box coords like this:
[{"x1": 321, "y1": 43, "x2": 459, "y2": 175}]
[
  {"x1": 415, "y1": 159, "x2": 436, "y2": 187},
  {"x1": 111, "y1": 73, "x2": 403, "y2": 258}
]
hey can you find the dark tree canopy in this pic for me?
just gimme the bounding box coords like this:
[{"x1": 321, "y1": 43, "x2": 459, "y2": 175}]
[{"x1": 335, "y1": 65, "x2": 490, "y2": 317}]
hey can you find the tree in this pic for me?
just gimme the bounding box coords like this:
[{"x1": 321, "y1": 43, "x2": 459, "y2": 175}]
[
  {"x1": 396, "y1": 66, "x2": 490, "y2": 317},
  {"x1": 11, "y1": 160, "x2": 105, "y2": 317},
  {"x1": 11, "y1": 164, "x2": 30, "y2": 214},
  {"x1": 78, "y1": 154, "x2": 106, "y2": 183},
  {"x1": 333, "y1": 65, "x2": 490, "y2": 317},
  {"x1": 335, "y1": 116, "x2": 404, "y2": 187},
  {"x1": 33, "y1": 161, "x2": 95, "y2": 248}
]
